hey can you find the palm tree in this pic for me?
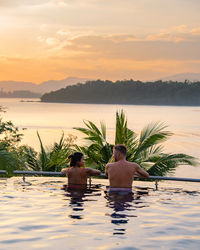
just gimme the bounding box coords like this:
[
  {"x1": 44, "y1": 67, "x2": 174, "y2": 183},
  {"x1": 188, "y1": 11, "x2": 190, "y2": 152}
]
[
  {"x1": 18, "y1": 132, "x2": 75, "y2": 172},
  {"x1": 74, "y1": 120, "x2": 113, "y2": 172},
  {"x1": 74, "y1": 110, "x2": 197, "y2": 176}
]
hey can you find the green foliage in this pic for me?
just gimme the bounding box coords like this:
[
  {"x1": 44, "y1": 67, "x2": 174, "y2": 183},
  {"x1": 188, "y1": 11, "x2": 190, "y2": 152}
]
[
  {"x1": 115, "y1": 110, "x2": 137, "y2": 160},
  {"x1": 18, "y1": 132, "x2": 76, "y2": 172},
  {"x1": 0, "y1": 104, "x2": 198, "y2": 178},
  {"x1": 74, "y1": 110, "x2": 198, "y2": 176},
  {"x1": 12, "y1": 145, "x2": 39, "y2": 171},
  {"x1": 0, "y1": 105, "x2": 77, "y2": 175},
  {"x1": 146, "y1": 154, "x2": 197, "y2": 176},
  {"x1": 0, "y1": 149, "x2": 19, "y2": 176},
  {"x1": 74, "y1": 121, "x2": 112, "y2": 171},
  {"x1": 0, "y1": 110, "x2": 23, "y2": 149},
  {"x1": 0, "y1": 106, "x2": 23, "y2": 176}
]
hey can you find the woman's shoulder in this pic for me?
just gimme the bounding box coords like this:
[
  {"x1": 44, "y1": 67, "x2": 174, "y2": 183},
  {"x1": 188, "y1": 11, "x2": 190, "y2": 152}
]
[{"x1": 61, "y1": 168, "x2": 69, "y2": 175}]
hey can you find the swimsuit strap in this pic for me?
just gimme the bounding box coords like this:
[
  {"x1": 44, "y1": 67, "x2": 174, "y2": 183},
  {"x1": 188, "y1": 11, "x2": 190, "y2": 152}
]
[
  {"x1": 81, "y1": 167, "x2": 86, "y2": 182},
  {"x1": 67, "y1": 167, "x2": 71, "y2": 176},
  {"x1": 67, "y1": 167, "x2": 86, "y2": 183}
]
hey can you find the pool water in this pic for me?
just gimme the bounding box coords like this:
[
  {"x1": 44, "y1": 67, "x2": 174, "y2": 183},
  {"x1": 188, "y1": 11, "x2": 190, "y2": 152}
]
[{"x1": 1, "y1": 177, "x2": 200, "y2": 250}]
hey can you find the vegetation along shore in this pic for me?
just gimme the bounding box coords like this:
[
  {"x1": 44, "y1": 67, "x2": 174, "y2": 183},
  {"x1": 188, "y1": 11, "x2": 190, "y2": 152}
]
[{"x1": 41, "y1": 80, "x2": 200, "y2": 106}]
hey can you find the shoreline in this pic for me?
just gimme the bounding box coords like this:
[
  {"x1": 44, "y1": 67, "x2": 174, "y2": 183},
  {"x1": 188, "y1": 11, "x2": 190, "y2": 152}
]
[{"x1": 39, "y1": 100, "x2": 200, "y2": 107}]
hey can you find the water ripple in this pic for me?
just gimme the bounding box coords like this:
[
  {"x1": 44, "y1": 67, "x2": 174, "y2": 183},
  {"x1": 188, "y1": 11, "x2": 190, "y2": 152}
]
[{"x1": 0, "y1": 177, "x2": 200, "y2": 250}]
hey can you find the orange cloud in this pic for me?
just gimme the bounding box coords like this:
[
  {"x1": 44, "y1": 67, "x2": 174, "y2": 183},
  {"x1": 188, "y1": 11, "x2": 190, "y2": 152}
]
[
  {"x1": 1, "y1": 26, "x2": 200, "y2": 82},
  {"x1": 190, "y1": 27, "x2": 200, "y2": 35}
]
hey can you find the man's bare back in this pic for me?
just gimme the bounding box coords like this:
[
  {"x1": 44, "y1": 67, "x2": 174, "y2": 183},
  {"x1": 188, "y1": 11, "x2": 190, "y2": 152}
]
[
  {"x1": 105, "y1": 160, "x2": 149, "y2": 188},
  {"x1": 105, "y1": 145, "x2": 149, "y2": 188}
]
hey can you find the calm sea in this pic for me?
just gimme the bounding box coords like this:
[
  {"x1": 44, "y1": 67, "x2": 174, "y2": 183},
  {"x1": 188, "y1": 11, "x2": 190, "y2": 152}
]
[
  {"x1": 0, "y1": 177, "x2": 200, "y2": 250},
  {"x1": 0, "y1": 98, "x2": 200, "y2": 178}
]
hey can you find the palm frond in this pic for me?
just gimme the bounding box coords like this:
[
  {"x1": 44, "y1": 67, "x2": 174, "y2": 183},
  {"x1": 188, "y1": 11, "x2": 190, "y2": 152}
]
[
  {"x1": 115, "y1": 110, "x2": 127, "y2": 144},
  {"x1": 100, "y1": 121, "x2": 106, "y2": 140},
  {"x1": 23, "y1": 146, "x2": 41, "y2": 171},
  {"x1": 74, "y1": 120, "x2": 106, "y2": 145},
  {"x1": 86, "y1": 120, "x2": 102, "y2": 136},
  {"x1": 115, "y1": 110, "x2": 138, "y2": 158},
  {"x1": 37, "y1": 131, "x2": 48, "y2": 170},
  {"x1": 147, "y1": 153, "x2": 198, "y2": 176},
  {"x1": 140, "y1": 122, "x2": 170, "y2": 142},
  {"x1": 53, "y1": 131, "x2": 65, "y2": 151},
  {"x1": 73, "y1": 110, "x2": 198, "y2": 175},
  {"x1": 132, "y1": 122, "x2": 172, "y2": 160}
]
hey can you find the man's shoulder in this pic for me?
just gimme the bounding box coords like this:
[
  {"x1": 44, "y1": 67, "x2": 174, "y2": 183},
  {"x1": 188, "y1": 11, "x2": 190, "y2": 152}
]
[
  {"x1": 128, "y1": 161, "x2": 139, "y2": 166},
  {"x1": 105, "y1": 162, "x2": 117, "y2": 172},
  {"x1": 106, "y1": 162, "x2": 117, "y2": 168},
  {"x1": 126, "y1": 161, "x2": 139, "y2": 169}
]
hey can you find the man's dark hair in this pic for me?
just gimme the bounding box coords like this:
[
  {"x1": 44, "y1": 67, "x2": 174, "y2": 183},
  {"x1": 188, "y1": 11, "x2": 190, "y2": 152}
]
[{"x1": 114, "y1": 144, "x2": 127, "y2": 155}]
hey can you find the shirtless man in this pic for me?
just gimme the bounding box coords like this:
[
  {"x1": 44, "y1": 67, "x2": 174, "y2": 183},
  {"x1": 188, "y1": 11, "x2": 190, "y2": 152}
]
[{"x1": 105, "y1": 144, "x2": 149, "y2": 190}]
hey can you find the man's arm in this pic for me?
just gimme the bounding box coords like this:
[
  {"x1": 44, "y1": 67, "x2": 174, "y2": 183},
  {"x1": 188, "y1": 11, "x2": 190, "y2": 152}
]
[{"x1": 134, "y1": 164, "x2": 149, "y2": 178}]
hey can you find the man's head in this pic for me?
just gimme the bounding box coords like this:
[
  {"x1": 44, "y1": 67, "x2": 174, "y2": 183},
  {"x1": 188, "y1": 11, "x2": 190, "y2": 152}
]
[{"x1": 113, "y1": 144, "x2": 127, "y2": 161}]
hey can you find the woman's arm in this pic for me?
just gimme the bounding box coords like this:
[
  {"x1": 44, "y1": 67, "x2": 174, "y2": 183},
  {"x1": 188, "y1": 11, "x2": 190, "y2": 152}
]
[
  {"x1": 61, "y1": 168, "x2": 68, "y2": 175},
  {"x1": 87, "y1": 168, "x2": 101, "y2": 176}
]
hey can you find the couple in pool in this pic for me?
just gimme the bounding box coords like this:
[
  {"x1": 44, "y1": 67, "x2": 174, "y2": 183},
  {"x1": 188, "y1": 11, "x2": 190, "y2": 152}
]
[{"x1": 61, "y1": 144, "x2": 149, "y2": 192}]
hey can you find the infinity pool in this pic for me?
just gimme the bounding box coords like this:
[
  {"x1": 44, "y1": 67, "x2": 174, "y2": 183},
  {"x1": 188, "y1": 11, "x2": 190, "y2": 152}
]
[{"x1": 1, "y1": 177, "x2": 200, "y2": 250}]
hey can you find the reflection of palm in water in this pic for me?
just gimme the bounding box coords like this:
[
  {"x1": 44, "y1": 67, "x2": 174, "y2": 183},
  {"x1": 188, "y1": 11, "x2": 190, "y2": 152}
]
[{"x1": 63, "y1": 184, "x2": 102, "y2": 220}]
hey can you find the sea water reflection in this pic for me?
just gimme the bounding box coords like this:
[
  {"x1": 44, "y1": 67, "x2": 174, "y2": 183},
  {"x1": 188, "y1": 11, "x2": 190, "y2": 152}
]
[
  {"x1": 105, "y1": 190, "x2": 135, "y2": 235},
  {"x1": 63, "y1": 184, "x2": 102, "y2": 220},
  {"x1": 104, "y1": 187, "x2": 150, "y2": 236},
  {"x1": 1, "y1": 177, "x2": 200, "y2": 250}
]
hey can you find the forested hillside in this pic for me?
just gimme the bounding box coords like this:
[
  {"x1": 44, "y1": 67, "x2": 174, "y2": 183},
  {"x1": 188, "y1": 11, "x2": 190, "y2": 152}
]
[{"x1": 41, "y1": 80, "x2": 200, "y2": 106}]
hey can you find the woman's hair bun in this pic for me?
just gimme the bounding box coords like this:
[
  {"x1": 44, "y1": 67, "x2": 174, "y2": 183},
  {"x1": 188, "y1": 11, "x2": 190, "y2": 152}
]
[
  {"x1": 68, "y1": 152, "x2": 83, "y2": 167},
  {"x1": 68, "y1": 154, "x2": 73, "y2": 159}
]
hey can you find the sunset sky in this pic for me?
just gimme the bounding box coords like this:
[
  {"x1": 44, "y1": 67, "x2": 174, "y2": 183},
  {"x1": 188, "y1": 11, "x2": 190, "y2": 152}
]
[{"x1": 1, "y1": 0, "x2": 200, "y2": 83}]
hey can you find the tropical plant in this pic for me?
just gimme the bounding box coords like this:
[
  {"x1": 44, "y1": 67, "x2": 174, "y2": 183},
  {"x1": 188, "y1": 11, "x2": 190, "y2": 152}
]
[
  {"x1": 18, "y1": 132, "x2": 76, "y2": 172},
  {"x1": 0, "y1": 149, "x2": 20, "y2": 176},
  {"x1": 0, "y1": 106, "x2": 23, "y2": 176},
  {"x1": 74, "y1": 110, "x2": 198, "y2": 176},
  {"x1": 0, "y1": 106, "x2": 23, "y2": 149},
  {"x1": 74, "y1": 120, "x2": 113, "y2": 172}
]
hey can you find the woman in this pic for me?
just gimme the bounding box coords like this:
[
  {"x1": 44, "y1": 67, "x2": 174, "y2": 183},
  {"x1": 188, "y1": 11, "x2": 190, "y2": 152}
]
[{"x1": 61, "y1": 152, "x2": 101, "y2": 189}]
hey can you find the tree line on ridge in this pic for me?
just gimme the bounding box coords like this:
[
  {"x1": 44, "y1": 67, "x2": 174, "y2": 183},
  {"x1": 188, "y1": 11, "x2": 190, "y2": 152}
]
[{"x1": 41, "y1": 79, "x2": 200, "y2": 106}]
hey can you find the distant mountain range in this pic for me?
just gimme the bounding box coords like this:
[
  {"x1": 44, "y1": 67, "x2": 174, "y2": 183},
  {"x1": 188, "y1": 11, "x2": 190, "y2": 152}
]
[
  {"x1": 0, "y1": 77, "x2": 90, "y2": 95},
  {"x1": 155, "y1": 73, "x2": 200, "y2": 82},
  {"x1": 0, "y1": 73, "x2": 200, "y2": 97}
]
